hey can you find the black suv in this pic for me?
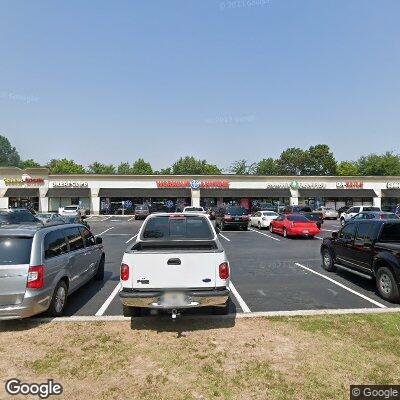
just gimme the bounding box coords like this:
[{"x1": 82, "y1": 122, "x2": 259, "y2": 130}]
[
  {"x1": 215, "y1": 206, "x2": 249, "y2": 231},
  {"x1": 321, "y1": 220, "x2": 400, "y2": 302}
]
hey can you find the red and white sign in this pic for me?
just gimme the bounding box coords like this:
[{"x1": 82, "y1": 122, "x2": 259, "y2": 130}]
[{"x1": 336, "y1": 181, "x2": 364, "y2": 189}]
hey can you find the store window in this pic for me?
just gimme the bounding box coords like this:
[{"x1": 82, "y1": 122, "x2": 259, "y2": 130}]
[{"x1": 49, "y1": 197, "x2": 91, "y2": 213}]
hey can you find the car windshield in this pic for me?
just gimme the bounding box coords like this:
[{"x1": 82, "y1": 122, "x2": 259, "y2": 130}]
[
  {"x1": 185, "y1": 207, "x2": 203, "y2": 212},
  {"x1": 0, "y1": 237, "x2": 33, "y2": 265},
  {"x1": 0, "y1": 211, "x2": 39, "y2": 224},
  {"x1": 37, "y1": 213, "x2": 52, "y2": 218},
  {"x1": 262, "y1": 212, "x2": 277, "y2": 216},
  {"x1": 225, "y1": 207, "x2": 248, "y2": 216},
  {"x1": 62, "y1": 216, "x2": 78, "y2": 223},
  {"x1": 142, "y1": 216, "x2": 213, "y2": 240},
  {"x1": 64, "y1": 206, "x2": 78, "y2": 210},
  {"x1": 380, "y1": 213, "x2": 399, "y2": 220},
  {"x1": 380, "y1": 223, "x2": 400, "y2": 242},
  {"x1": 364, "y1": 207, "x2": 380, "y2": 212},
  {"x1": 287, "y1": 215, "x2": 309, "y2": 222}
]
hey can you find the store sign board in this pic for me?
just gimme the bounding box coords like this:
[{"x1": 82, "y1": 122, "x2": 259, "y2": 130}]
[
  {"x1": 336, "y1": 181, "x2": 364, "y2": 189},
  {"x1": 4, "y1": 175, "x2": 45, "y2": 186},
  {"x1": 52, "y1": 181, "x2": 89, "y2": 188},
  {"x1": 156, "y1": 180, "x2": 230, "y2": 189},
  {"x1": 387, "y1": 182, "x2": 400, "y2": 189},
  {"x1": 266, "y1": 181, "x2": 326, "y2": 190}
]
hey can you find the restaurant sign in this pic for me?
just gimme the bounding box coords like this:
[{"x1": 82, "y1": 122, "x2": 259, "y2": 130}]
[
  {"x1": 387, "y1": 182, "x2": 400, "y2": 189},
  {"x1": 156, "y1": 180, "x2": 230, "y2": 189},
  {"x1": 4, "y1": 174, "x2": 45, "y2": 186},
  {"x1": 336, "y1": 181, "x2": 364, "y2": 189},
  {"x1": 266, "y1": 181, "x2": 326, "y2": 190}
]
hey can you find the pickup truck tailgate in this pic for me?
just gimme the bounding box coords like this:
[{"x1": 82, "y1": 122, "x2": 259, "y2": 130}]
[{"x1": 123, "y1": 251, "x2": 225, "y2": 289}]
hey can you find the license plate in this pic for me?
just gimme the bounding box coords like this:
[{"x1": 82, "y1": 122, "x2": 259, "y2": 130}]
[
  {"x1": 161, "y1": 292, "x2": 187, "y2": 306},
  {"x1": 235, "y1": 217, "x2": 239, "y2": 221}
]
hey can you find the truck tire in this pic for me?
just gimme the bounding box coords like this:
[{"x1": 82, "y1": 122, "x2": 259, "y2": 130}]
[
  {"x1": 321, "y1": 247, "x2": 336, "y2": 272},
  {"x1": 47, "y1": 281, "x2": 68, "y2": 317},
  {"x1": 376, "y1": 267, "x2": 400, "y2": 303},
  {"x1": 123, "y1": 305, "x2": 142, "y2": 317},
  {"x1": 94, "y1": 255, "x2": 105, "y2": 281}
]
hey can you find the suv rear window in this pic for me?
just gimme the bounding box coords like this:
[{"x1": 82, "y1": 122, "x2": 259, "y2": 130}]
[
  {"x1": 287, "y1": 215, "x2": 309, "y2": 222},
  {"x1": 0, "y1": 237, "x2": 32, "y2": 265},
  {"x1": 380, "y1": 223, "x2": 400, "y2": 242},
  {"x1": 142, "y1": 216, "x2": 213, "y2": 240},
  {"x1": 225, "y1": 207, "x2": 248, "y2": 216}
]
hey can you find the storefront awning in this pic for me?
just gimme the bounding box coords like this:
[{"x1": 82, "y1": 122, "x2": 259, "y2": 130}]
[
  {"x1": 98, "y1": 188, "x2": 191, "y2": 198},
  {"x1": 382, "y1": 189, "x2": 400, "y2": 198},
  {"x1": 46, "y1": 188, "x2": 91, "y2": 197},
  {"x1": 298, "y1": 189, "x2": 377, "y2": 197},
  {"x1": 200, "y1": 189, "x2": 291, "y2": 198},
  {"x1": 4, "y1": 188, "x2": 40, "y2": 197}
]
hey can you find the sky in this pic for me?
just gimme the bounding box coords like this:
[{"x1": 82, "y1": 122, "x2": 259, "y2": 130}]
[{"x1": 0, "y1": 0, "x2": 399, "y2": 171}]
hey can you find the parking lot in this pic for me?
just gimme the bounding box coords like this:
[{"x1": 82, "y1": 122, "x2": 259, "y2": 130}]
[{"x1": 57, "y1": 215, "x2": 400, "y2": 318}]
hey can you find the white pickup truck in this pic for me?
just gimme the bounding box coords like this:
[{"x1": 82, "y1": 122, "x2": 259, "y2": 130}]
[{"x1": 119, "y1": 213, "x2": 230, "y2": 318}]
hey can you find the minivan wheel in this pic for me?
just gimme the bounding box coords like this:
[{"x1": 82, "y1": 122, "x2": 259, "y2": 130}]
[
  {"x1": 47, "y1": 281, "x2": 68, "y2": 317},
  {"x1": 321, "y1": 248, "x2": 336, "y2": 272},
  {"x1": 376, "y1": 267, "x2": 400, "y2": 303},
  {"x1": 94, "y1": 256, "x2": 105, "y2": 281},
  {"x1": 258, "y1": 222, "x2": 261, "y2": 230}
]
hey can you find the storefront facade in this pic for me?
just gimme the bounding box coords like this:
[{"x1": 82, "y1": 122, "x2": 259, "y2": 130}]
[{"x1": 1, "y1": 167, "x2": 400, "y2": 214}]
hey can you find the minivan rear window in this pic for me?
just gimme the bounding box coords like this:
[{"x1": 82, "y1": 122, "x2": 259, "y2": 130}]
[
  {"x1": 142, "y1": 216, "x2": 213, "y2": 240},
  {"x1": 0, "y1": 237, "x2": 32, "y2": 265},
  {"x1": 225, "y1": 207, "x2": 248, "y2": 216}
]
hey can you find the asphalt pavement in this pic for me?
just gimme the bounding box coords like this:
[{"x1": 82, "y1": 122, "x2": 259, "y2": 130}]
[{"x1": 61, "y1": 215, "x2": 400, "y2": 317}]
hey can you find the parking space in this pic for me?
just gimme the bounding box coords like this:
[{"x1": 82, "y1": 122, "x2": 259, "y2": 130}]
[{"x1": 59, "y1": 218, "x2": 399, "y2": 318}]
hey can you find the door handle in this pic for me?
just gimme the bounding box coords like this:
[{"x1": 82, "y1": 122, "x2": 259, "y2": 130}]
[{"x1": 167, "y1": 258, "x2": 181, "y2": 265}]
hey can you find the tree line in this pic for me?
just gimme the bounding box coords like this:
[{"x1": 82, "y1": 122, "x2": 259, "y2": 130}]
[{"x1": 1, "y1": 134, "x2": 400, "y2": 176}]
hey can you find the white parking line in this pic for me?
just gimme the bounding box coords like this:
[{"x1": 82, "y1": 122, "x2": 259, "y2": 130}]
[
  {"x1": 218, "y1": 233, "x2": 231, "y2": 242},
  {"x1": 125, "y1": 234, "x2": 138, "y2": 243},
  {"x1": 127, "y1": 216, "x2": 135, "y2": 221},
  {"x1": 99, "y1": 216, "x2": 112, "y2": 222},
  {"x1": 294, "y1": 263, "x2": 387, "y2": 308},
  {"x1": 315, "y1": 236, "x2": 324, "y2": 240},
  {"x1": 96, "y1": 227, "x2": 114, "y2": 236},
  {"x1": 321, "y1": 229, "x2": 338, "y2": 232},
  {"x1": 248, "y1": 228, "x2": 280, "y2": 241},
  {"x1": 95, "y1": 283, "x2": 122, "y2": 316},
  {"x1": 229, "y1": 282, "x2": 251, "y2": 313}
]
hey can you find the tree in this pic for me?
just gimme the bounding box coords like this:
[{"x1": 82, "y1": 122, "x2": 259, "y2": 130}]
[
  {"x1": 304, "y1": 144, "x2": 337, "y2": 175},
  {"x1": 337, "y1": 161, "x2": 360, "y2": 176},
  {"x1": 20, "y1": 159, "x2": 42, "y2": 169},
  {"x1": 171, "y1": 156, "x2": 221, "y2": 175},
  {"x1": 47, "y1": 159, "x2": 86, "y2": 174},
  {"x1": 357, "y1": 152, "x2": 400, "y2": 176},
  {"x1": 87, "y1": 162, "x2": 116, "y2": 174},
  {"x1": 230, "y1": 159, "x2": 256, "y2": 175},
  {"x1": 117, "y1": 162, "x2": 131, "y2": 174},
  {"x1": 155, "y1": 167, "x2": 172, "y2": 175},
  {"x1": 277, "y1": 147, "x2": 307, "y2": 175},
  {"x1": 0, "y1": 134, "x2": 21, "y2": 167},
  {"x1": 131, "y1": 158, "x2": 153, "y2": 175},
  {"x1": 256, "y1": 158, "x2": 280, "y2": 175}
]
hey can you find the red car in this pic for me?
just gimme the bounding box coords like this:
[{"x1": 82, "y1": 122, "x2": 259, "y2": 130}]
[{"x1": 269, "y1": 214, "x2": 320, "y2": 238}]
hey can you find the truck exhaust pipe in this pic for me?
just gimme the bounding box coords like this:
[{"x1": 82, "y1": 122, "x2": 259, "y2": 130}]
[{"x1": 171, "y1": 309, "x2": 179, "y2": 320}]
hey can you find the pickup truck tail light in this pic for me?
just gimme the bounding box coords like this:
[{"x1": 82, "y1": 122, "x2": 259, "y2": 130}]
[
  {"x1": 219, "y1": 262, "x2": 229, "y2": 280},
  {"x1": 120, "y1": 264, "x2": 130, "y2": 281},
  {"x1": 27, "y1": 265, "x2": 44, "y2": 289}
]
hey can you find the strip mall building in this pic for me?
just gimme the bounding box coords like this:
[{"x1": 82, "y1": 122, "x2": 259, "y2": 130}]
[{"x1": 1, "y1": 167, "x2": 400, "y2": 214}]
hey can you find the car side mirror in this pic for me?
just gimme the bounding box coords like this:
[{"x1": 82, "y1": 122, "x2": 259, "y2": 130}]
[
  {"x1": 81, "y1": 215, "x2": 86, "y2": 220},
  {"x1": 215, "y1": 226, "x2": 220, "y2": 235},
  {"x1": 95, "y1": 236, "x2": 103, "y2": 245},
  {"x1": 332, "y1": 231, "x2": 338, "y2": 239}
]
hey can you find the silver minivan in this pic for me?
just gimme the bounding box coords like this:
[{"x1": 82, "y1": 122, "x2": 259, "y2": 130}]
[{"x1": 0, "y1": 224, "x2": 105, "y2": 320}]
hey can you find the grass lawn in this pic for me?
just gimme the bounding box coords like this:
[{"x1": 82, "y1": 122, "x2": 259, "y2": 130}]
[{"x1": 1, "y1": 313, "x2": 399, "y2": 400}]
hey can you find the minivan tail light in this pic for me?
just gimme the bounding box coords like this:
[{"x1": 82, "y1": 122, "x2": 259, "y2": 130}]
[
  {"x1": 120, "y1": 264, "x2": 130, "y2": 281},
  {"x1": 219, "y1": 262, "x2": 229, "y2": 280},
  {"x1": 27, "y1": 265, "x2": 44, "y2": 289}
]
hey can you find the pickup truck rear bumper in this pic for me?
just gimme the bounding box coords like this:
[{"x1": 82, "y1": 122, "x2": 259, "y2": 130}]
[{"x1": 119, "y1": 287, "x2": 230, "y2": 309}]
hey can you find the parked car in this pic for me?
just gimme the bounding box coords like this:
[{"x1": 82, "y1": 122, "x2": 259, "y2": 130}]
[
  {"x1": 60, "y1": 205, "x2": 84, "y2": 217},
  {"x1": 0, "y1": 223, "x2": 105, "y2": 319},
  {"x1": 119, "y1": 213, "x2": 230, "y2": 318},
  {"x1": 315, "y1": 206, "x2": 339, "y2": 220},
  {"x1": 36, "y1": 213, "x2": 65, "y2": 225},
  {"x1": 61, "y1": 215, "x2": 90, "y2": 230},
  {"x1": 304, "y1": 212, "x2": 324, "y2": 229},
  {"x1": 337, "y1": 206, "x2": 350, "y2": 217},
  {"x1": 0, "y1": 208, "x2": 42, "y2": 226},
  {"x1": 249, "y1": 211, "x2": 279, "y2": 229},
  {"x1": 270, "y1": 214, "x2": 320, "y2": 238},
  {"x1": 351, "y1": 212, "x2": 399, "y2": 221},
  {"x1": 321, "y1": 220, "x2": 400, "y2": 302},
  {"x1": 134, "y1": 204, "x2": 150, "y2": 220},
  {"x1": 283, "y1": 205, "x2": 313, "y2": 214},
  {"x1": 215, "y1": 206, "x2": 249, "y2": 231},
  {"x1": 340, "y1": 206, "x2": 381, "y2": 226}
]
